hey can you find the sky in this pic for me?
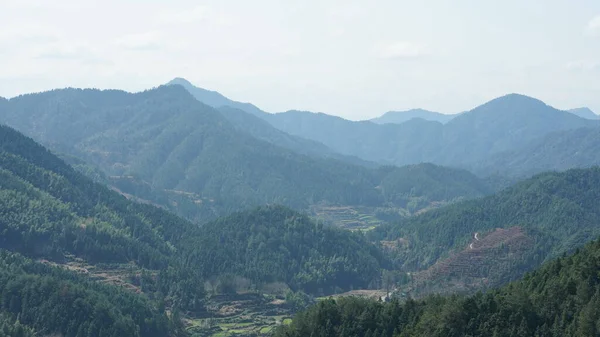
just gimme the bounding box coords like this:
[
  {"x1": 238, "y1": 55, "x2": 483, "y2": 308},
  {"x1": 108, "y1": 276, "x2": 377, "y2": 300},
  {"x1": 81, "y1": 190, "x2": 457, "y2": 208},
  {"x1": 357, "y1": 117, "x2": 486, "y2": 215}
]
[{"x1": 0, "y1": 0, "x2": 599, "y2": 120}]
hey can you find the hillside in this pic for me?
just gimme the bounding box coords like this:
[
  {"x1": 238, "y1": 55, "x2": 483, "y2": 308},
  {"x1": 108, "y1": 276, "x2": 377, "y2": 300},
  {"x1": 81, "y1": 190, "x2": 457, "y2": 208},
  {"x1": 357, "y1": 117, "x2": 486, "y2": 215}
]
[
  {"x1": 185, "y1": 205, "x2": 388, "y2": 295},
  {"x1": 0, "y1": 86, "x2": 491, "y2": 222},
  {"x1": 0, "y1": 124, "x2": 209, "y2": 335},
  {"x1": 0, "y1": 123, "x2": 399, "y2": 335},
  {"x1": 370, "y1": 109, "x2": 456, "y2": 125},
  {"x1": 370, "y1": 167, "x2": 600, "y2": 293},
  {"x1": 274, "y1": 237, "x2": 600, "y2": 337},
  {"x1": 475, "y1": 127, "x2": 600, "y2": 177}
]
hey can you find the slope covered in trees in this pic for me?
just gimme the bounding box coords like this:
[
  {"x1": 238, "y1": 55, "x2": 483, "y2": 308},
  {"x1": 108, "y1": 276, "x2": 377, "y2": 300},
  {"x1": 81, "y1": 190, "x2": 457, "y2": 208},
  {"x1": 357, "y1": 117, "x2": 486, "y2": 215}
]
[
  {"x1": 0, "y1": 251, "x2": 178, "y2": 337},
  {"x1": 275, "y1": 238, "x2": 600, "y2": 337},
  {"x1": 370, "y1": 167, "x2": 600, "y2": 290},
  {"x1": 0, "y1": 123, "x2": 399, "y2": 333},
  {"x1": 0, "y1": 122, "x2": 392, "y2": 291},
  {"x1": 0, "y1": 86, "x2": 492, "y2": 222},
  {"x1": 185, "y1": 205, "x2": 389, "y2": 295},
  {"x1": 474, "y1": 127, "x2": 600, "y2": 178}
]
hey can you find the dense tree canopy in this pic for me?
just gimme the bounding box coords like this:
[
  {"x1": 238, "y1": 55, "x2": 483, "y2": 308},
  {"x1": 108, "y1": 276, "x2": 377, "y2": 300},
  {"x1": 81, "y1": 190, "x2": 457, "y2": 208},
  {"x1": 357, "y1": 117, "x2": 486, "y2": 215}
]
[
  {"x1": 369, "y1": 167, "x2": 600, "y2": 291},
  {"x1": 185, "y1": 205, "x2": 389, "y2": 295},
  {"x1": 275, "y1": 238, "x2": 600, "y2": 337}
]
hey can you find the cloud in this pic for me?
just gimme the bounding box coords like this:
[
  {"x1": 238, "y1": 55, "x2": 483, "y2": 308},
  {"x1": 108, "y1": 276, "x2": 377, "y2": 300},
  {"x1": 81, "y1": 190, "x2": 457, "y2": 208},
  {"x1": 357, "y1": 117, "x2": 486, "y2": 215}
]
[
  {"x1": 114, "y1": 32, "x2": 164, "y2": 51},
  {"x1": 586, "y1": 15, "x2": 600, "y2": 35},
  {"x1": 157, "y1": 5, "x2": 210, "y2": 24},
  {"x1": 36, "y1": 45, "x2": 114, "y2": 65},
  {"x1": 376, "y1": 42, "x2": 428, "y2": 59},
  {"x1": 566, "y1": 60, "x2": 600, "y2": 71}
]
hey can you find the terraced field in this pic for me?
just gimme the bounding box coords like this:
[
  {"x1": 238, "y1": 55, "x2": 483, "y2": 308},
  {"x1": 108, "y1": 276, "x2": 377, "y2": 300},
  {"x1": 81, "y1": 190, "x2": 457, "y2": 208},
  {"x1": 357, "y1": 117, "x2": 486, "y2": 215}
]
[{"x1": 186, "y1": 294, "x2": 293, "y2": 336}]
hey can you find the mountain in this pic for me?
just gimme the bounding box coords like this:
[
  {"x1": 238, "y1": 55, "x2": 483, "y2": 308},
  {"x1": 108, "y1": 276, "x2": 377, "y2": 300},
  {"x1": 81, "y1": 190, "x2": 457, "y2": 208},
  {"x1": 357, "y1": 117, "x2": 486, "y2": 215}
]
[
  {"x1": 263, "y1": 94, "x2": 598, "y2": 168},
  {"x1": 0, "y1": 86, "x2": 492, "y2": 222},
  {"x1": 370, "y1": 108, "x2": 457, "y2": 124},
  {"x1": 265, "y1": 110, "x2": 445, "y2": 166},
  {"x1": 217, "y1": 105, "x2": 377, "y2": 167},
  {"x1": 474, "y1": 127, "x2": 600, "y2": 177},
  {"x1": 186, "y1": 205, "x2": 389, "y2": 295},
  {"x1": 168, "y1": 79, "x2": 376, "y2": 167},
  {"x1": 274, "y1": 237, "x2": 600, "y2": 337},
  {"x1": 167, "y1": 77, "x2": 267, "y2": 118},
  {"x1": 0, "y1": 123, "x2": 397, "y2": 335},
  {"x1": 370, "y1": 167, "x2": 600, "y2": 294},
  {"x1": 0, "y1": 123, "x2": 207, "y2": 336},
  {"x1": 171, "y1": 80, "x2": 600, "y2": 172},
  {"x1": 434, "y1": 94, "x2": 597, "y2": 165},
  {"x1": 569, "y1": 107, "x2": 598, "y2": 119}
]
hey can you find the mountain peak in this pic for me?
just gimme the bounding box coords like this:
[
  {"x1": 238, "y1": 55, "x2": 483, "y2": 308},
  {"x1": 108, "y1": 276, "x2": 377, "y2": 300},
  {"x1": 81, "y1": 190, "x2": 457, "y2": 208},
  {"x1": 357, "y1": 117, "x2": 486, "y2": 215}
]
[
  {"x1": 569, "y1": 107, "x2": 598, "y2": 120},
  {"x1": 371, "y1": 108, "x2": 454, "y2": 124},
  {"x1": 165, "y1": 78, "x2": 267, "y2": 118},
  {"x1": 167, "y1": 77, "x2": 193, "y2": 86},
  {"x1": 491, "y1": 93, "x2": 547, "y2": 105}
]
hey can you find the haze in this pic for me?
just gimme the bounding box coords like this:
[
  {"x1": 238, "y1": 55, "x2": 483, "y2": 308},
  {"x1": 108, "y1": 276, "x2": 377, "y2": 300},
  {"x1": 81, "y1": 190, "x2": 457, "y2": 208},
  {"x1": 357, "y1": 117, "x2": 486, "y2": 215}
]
[{"x1": 1, "y1": 0, "x2": 599, "y2": 120}]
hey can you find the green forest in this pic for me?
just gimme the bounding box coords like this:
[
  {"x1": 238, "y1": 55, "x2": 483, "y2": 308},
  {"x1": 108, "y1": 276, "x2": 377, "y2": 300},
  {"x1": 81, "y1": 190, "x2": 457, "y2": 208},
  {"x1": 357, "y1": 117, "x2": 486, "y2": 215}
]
[
  {"x1": 275, "y1": 238, "x2": 600, "y2": 337},
  {"x1": 0, "y1": 123, "x2": 395, "y2": 336},
  {"x1": 369, "y1": 167, "x2": 600, "y2": 289}
]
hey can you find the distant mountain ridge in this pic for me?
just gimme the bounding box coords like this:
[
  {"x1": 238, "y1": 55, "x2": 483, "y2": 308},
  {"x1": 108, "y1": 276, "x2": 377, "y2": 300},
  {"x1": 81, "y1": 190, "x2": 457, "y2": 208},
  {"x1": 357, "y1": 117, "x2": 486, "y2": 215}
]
[
  {"x1": 0, "y1": 86, "x2": 493, "y2": 223},
  {"x1": 170, "y1": 79, "x2": 600, "y2": 174},
  {"x1": 569, "y1": 107, "x2": 598, "y2": 119},
  {"x1": 168, "y1": 77, "x2": 267, "y2": 118},
  {"x1": 370, "y1": 108, "x2": 457, "y2": 124},
  {"x1": 474, "y1": 127, "x2": 600, "y2": 177}
]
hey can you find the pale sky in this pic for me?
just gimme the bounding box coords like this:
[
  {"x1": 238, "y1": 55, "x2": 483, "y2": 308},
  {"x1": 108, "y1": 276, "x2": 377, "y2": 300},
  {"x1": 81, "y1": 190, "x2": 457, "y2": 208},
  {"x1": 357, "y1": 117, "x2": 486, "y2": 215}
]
[{"x1": 1, "y1": 0, "x2": 599, "y2": 120}]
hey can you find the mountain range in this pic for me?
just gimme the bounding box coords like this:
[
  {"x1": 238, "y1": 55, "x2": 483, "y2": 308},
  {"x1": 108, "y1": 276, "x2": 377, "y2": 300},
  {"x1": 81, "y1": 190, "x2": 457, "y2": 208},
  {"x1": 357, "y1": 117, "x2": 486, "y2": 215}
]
[
  {"x1": 3, "y1": 78, "x2": 600, "y2": 336},
  {"x1": 0, "y1": 86, "x2": 492, "y2": 223},
  {"x1": 171, "y1": 79, "x2": 600, "y2": 177},
  {"x1": 369, "y1": 108, "x2": 457, "y2": 124}
]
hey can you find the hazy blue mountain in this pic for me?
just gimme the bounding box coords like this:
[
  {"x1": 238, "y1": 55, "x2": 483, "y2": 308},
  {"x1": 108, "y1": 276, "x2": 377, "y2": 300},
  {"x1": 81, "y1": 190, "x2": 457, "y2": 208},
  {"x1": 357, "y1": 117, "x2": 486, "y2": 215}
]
[
  {"x1": 264, "y1": 94, "x2": 598, "y2": 167},
  {"x1": 167, "y1": 77, "x2": 267, "y2": 118},
  {"x1": 474, "y1": 127, "x2": 600, "y2": 177},
  {"x1": 217, "y1": 106, "x2": 377, "y2": 167},
  {"x1": 569, "y1": 107, "x2": 598, "y2": 119},
  {"x1": 370, "y1": 108, "x2": 457, "y2": 124},
  {"x1": 435, "y1": 93, "x2": 598, "y2": 164},
  {"x1": 168, "y1": 79, "x2": 600, "y2": 175}
]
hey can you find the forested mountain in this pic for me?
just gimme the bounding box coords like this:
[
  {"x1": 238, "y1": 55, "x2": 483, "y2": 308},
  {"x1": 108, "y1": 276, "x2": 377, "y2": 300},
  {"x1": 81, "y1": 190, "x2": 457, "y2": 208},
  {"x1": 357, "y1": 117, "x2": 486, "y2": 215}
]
[
  {"x1": 0, "y1": 123, "x2": 208, "y2": 335},
  {"x1": 369, "y1": 167, "x2": 600, "y2": 292},
  {"x1": 0, "y1": 252, "x2": 180, "y2": 337},
  {"x1": 0, "y1": 86, "x2": 491, "y2": 222},
  {"x1": 474, "y1": 127, "x2": 600, "y2": 177},
  {"x1": 569, "y1": 107, "x2": 598, "y2": 119},
  {"x1": 0, "y1": 123, "x2": 398, "y2": 335},
  {"x1": 370, "y1": 109, "x2": 456, "y2": 125},
  {"x1": 186, "y1": 205, "x2": 388, "y2": 295},
  {"x1": 263, "y1": 94, "x2": 598, "y2": 167},
  {"x1": 275, "y1": 238, "x2": 600, "y2": 337}
]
